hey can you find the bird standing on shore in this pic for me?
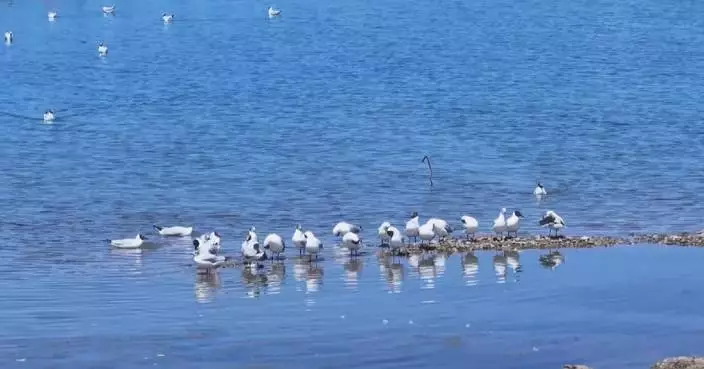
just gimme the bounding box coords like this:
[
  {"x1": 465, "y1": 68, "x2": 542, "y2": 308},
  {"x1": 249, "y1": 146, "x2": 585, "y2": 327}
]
[
  {"x1": 342, "y1": 232, "x2": 362, "y2": 256},
  {"x1": 304, "y1": 231, "x2": 322, "y2": 261},
  {"x1": 405, "y1": 212, "x2": 420, "y2": 243},
  {"x1": 460, "y1": 215, "x2": 478, "y2": 240},
  {"x1": 492, "y1": 208, "x2": 507, "y2": 238},
  {"x1": 539, "y1": 210, "x2": 565, "y2": 237},
  {"x1": 263, "y1": 233, "x2": 285, "y2": 260},
  {"x1": 377, "y1": 221, "x2": 391, "y2": 245},
  {"x1": 292, "y1": 224, "x2": 306, "y2": 256},
  {"x1": 332, "y1": 221, "x2": 361, "y2": 237},
  {"x1": 506, "y1": 210, "x2": 524, "y2": 238}
]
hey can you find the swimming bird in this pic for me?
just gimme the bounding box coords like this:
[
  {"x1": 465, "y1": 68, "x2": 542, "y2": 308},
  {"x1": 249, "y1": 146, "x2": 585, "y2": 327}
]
[
  {"x1": 98, "y1": 42, "x2": 108, "y2": 56},
  {"x1": 492, "y1": 208, "x2": 507, "y2": 238},
  {"x1": 292, "y1": 224, "x2": 306, "y2": 256},
  {"x1": 427, "y1": 218, "x2": 453, "y2": 240},
  {"x1": 241, "y1": 229, "x2": 266, "y2": 261},
  {"x1": 405, "y1": 212, "x2": 420, "y2": 243},
  {"x1": 268, "y1": 6, "x2": 281, "y2": 17},
  {"x1": 4, "y1": 31, "x2": 13, "y2": 44},
  {"x1": 534, "y1": 182, "x2": 547, "y2": 197},
  {"x1": 539, "y1": 210, "x2": 566, "y2": 237},
  {"x1": 304, "y1": 231, "x2": 322, "y2": 261},
  {"x1": 162, "y1": 13, "x2": 174, "y2": 23},
  {"x1": 263, "y1": 233, "x2": 285, "y2": 259},
  {"x1": 418, "y1": 222, "x2": 435, "y2": 244},
  {"x1": 332, "y1": 221, "x2": 361, "y2": 237},
  {"x1": 193, "y1": 239, "x2": 227, "y2": 269},
  {"x1": 505, "y1": 210, "x2": 524, "y2": 238},
  {"x1": 48, "y1": 11, "x2": 58, "y2": 21},
  {"x1": 377, "y1": 221, "x2": 391, "y2": 245},
  {"x1": 342, "y1": 232, "x2": 362, "y2": 256},
  {"x1": 460, "y1": 215, "x2": 479, "y2": 240},
  {"x1": 108, "y1": 234, "x2": 147, "y2": 249},
  {"x1": 386, "y1": 226, "x2": 404, "y2": 255},
  {"x1": 153, "y1": 225, "x2": 193, "y2": 237},
  {"x1": 43, "y1": 110, "x2": 55, "y2": 122},
  {"x1": 102, "y1": 5, "x2": 115, "y2": 14}
]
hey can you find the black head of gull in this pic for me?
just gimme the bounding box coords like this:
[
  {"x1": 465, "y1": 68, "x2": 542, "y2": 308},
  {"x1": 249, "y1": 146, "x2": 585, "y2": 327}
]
[
  {"x1": 513, "y1": 210, "x2": 524, "y2": 218},
  {"x1": 138, "y1": 234, "x2": 147, "y2": 240},
  {"x1": 410, "y1": 211, "x2": 418, "y2": 218},
  {"x1": 539, "y1": 213, "x2": 555, "y2": 226},
  {"x1": 386, "y1": 229, "x2": 395, "y2": 237}
]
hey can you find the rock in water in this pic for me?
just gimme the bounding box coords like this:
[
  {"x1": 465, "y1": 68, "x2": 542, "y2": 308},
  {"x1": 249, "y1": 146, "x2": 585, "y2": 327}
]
[{"x1": 652, "y1": 357, "x2": 704, "y2": 369}]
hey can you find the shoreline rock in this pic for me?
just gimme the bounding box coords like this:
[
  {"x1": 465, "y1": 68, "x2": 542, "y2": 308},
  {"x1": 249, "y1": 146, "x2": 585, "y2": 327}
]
[{"x1": 651, "y1": 357, "x2": 704, "y2": 369}]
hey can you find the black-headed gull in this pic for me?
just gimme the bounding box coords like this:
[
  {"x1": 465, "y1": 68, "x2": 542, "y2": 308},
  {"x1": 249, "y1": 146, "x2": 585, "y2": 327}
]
[
  {"x1": 492, "y1": 208, "x2": 507, "y2": 238},
  {"x1": 292, "y1": 224, "x2": 306, "y2": 256},
  {"x1": 460, "y1": 215, "x2": 478, "y2": 240},
  {"x1": 332, "y1": 221, "x2": 361, "y2": 237},
  {"x1": 4, "y1": 31, "x2": 13, "y2": 44},
  {"x1": 162, "y1": 13, "x2": 174, "y2": 23},
  {"x1": 304, "y1": 231, "x2": 322, "y2": 261},
  {"x1": 109, "y1": 234, "x2": 147, "y2": 249},
  {"x1": 342, "y1": 232, "x2": 362, "y2": 256},
  {"x1": 264, "y1": 233, "x2": 285, "y2": 259},
  {"x1": 377, "y1": 221, "x2": 391, "y2": 245},
  {"x1": 43, "y1": 110, "x2": 56, "y2": 122},
  {"x1": 539, "y1": 210, "x2": 565, "y2": 237},
  {"x1": 505, "y1": 210, "x2": 524, "y2": 238},
  {"x1": 405, "y1": 212, "x2": 420, "y2": 243},
  {"x1": 534, "y1": 182, "x2": 547, "y2": 197},
  {"x1": 153, "y1": 225, "x2": 193, "y2": 237},
  {"x1": 268, "y1": 6, "x2": 281, "y2": 17}
]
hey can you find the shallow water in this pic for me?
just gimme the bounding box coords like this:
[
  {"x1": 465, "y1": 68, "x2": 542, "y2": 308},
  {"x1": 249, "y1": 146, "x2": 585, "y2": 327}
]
[{"x1": 2, "y1": 0, "x2": 704, "y2": 366}]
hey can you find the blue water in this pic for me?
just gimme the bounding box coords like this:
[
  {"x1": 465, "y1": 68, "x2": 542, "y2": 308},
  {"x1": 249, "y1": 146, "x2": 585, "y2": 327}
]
[{"x1": 2, "y1": 0, "x2": 704, "y2": 367}]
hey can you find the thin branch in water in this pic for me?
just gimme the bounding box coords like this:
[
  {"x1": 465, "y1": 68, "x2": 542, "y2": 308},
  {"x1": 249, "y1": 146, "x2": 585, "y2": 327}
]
[{"x1": 422, "y1": 155, "x2": 433, "y2": 187}]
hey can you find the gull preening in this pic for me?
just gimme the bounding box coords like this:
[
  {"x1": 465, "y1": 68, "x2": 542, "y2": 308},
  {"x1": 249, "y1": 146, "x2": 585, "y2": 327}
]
[
  {"x1": 377, "y1": 221, "x2": 391, "y2": 245},
  {"x1": 386, "y1": 226, "x2": 404, "y2": 255},
  {"x1": 48, "y1": 11, "x2": 58, "y2": 21},
  {"x1": 304, "y1": 231, "x2": 322, "y2": 261},
  {"x1": 539, "y1": 210, "x2": 566, "y2": 237},
  {"x1": 162, "y1": 13, "x2": 174, "y2": 23},
  {"x1": 534, "y1": 182, "x2": 547, "y2": 197},
  {"x1": 460, "y1": 215, "x2": 478, "y2": 240},
  {"x1": 153, "y1": 225, "x2": 193, "y2": 237},
  {"x1": 102, "y1": 5, "x2": 115, "y2": 15},
  {"x1": 263, "y1": 233, "x2": 285, "y2": 259},
  {"x1": 418, "y1": 221, "x2": 435, "y2": 244},
  {"x1": 241, "y1": 227, "x2": 266, "y2": 261},
  {"x1": 505, "y1": 210, "x2": 524, "y2": 238},
  {"x1": 427, "y1": 218, "x2": 453, "y2": 240},
  {"x1": 98, "y1": 42, "x2": 108, "y2": 56},
  {"x1": 108, "y1": 234, "x2": 147, "y2": 249},
  {"x1": 268, "y1": 6, "x2": 281, "y2": 17},
  {"x1": 4, "y1": 31, "x2": 12, "y2": 44},
  {"x1": 43, "y1": 110, "x2": 56, "y2": 122},
  {"x1": 193, "y1": 238, "x2": 227, "y2": 269},
  {"x1": 405, "y1": 212, "x2": 420, "y2": 243},
  {"x1": 492, "y1": 208, "x2": 507, "y2": 238},
  {"x1": 332, "y1": 221, "x2": 361, "y2": 237},
  {"x1": 342, "y1": 232, "x2": 362, "y2": 256},
  {"x1": 292, "y1": 224, "x2": 306, "y2": 256}
]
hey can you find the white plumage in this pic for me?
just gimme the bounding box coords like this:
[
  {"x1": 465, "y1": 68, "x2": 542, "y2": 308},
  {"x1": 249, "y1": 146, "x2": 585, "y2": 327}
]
[
  {"x1": 102, "y1": 5, "x2": 115, "y2": 14},
  {"x1": 4, "y1": 31, "x2": 13, "y2": 44},
  {"x1": 427, "y1": 218, "x2": 453, "y2": 239},
  {"x1": 263, "y1": 233, "x2": 285, "y2": 258},
  {"x1": 98, "y1": 42, "x2": 108, "y2": 56},
  {"x1": 377, "y1": 221, "x2": 391, "y2": 244},
  {"x1": 43, "y1": 110, "x2": 55, "y2": 122},
  {"x1": 505, "y1": 210, "x2": 524, "y2": 237},
  {"x1": 539, "y1": 210, "x2": 566, "y2": 237},
  {"x1": 386, "y1": 226, "x2": 404, "y2": 253},
  {"x1": 153, "y1": 225, "x2": 193, "y2": 237},
  {"x1": 193, "y1": 238, "x2": 227, "y2": 269},
  {"x1": 418, "y1": 222, "x2": 435, "y2": 244},
  {"x1": 405, "y1": 212, "x2": 420, "y2": 243},
  {"x1": 304, "y1": 231, "x2": 322, "y2": 260},
  {"x1": 533, "y1": 182, "x2": 547, "y2": 197},
  {"x1": 48, "y1": 11, "x2": 58, "y2": 21},
  {"x1": 342, "y1": 232, "x2": 362, "y2": 255},
  {"x1": 109, "y1": 234, "x2": 147, "y2": 249},
  {"x1": 292, "y1": 224, "x2": 306, "y2": 255},
  {"x1": 162, "y1": 13, "x2": 174, "y2": 23},
  {"x1": 460, "y1": 215, "x2": 478, "y2": 239},
  {"x1": 268, "y1": 6, "x2": 281, "y2": 17},
  {"x1": 332, "y1": 221, "x2": 361, "y2": 237},
  {"x1": 492, "y1": 208, "x2": 507, "y2": 237}
]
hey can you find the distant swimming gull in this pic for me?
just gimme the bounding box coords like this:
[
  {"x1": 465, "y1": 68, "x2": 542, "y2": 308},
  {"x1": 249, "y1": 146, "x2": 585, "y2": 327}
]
[
  {"x1": 48, "y1": 11, "x2": 58, "y2": 21},
  {"x1": 538, "y1": 210, "x2": 565, "y2": 237},
  {"x1": 43, "y1": 110, "x2": 55, "y2": 122},
  {"x1": 153, "y1": 225, "x2": 193, "y2": 237},
  {"x1": 268, "y1": 6, "x2": 281, "y2": 17},
  {"x1": 460, "y1": 215, "x2": 478, "y2": 240},
  {"x1": 332, "y1": 221, "x2": 361, "y2": 237},
  {"x1": 108, "y1": 234, "x2": 147, "y2": 249},
  {"x1": 292, "y1": 224, "x2": 306, "y2": 256},
  {"x1": 377, "y1": 221, "x2": 391, "y2": 245},
  {"x1": 162, "y1": 13, "x2": 174, "y2": 23},
  {"x1": 342, "y1": 231, "x2": 362, "y2": 256},
  {"x1": 4, "y1": 31, "x2": 13, "y2": 44},
  {"x1": 97, "y1": 42, "x2": 108, "y2": 56},
  {"x1": 102, "y1": 5, "x2": 115, "y2": 14},
  {"x1": 505, "y1": 210, "x2": 524, "y2": 238},
  {"x1": 304, "y1": 231, "x2": 322, "y2": 261},
  {"x1": 263, "y1": 233, "x2": 285, "y2": 259},
  {"x1": 492, "y1": 208, "x2": 507, "y2": 238},
  {"x1": 405, "y1": 212, "x2": 420, "y2": 243},
  {"x1": 534, "y1": 182, "x2": 547, "y2": 197}
]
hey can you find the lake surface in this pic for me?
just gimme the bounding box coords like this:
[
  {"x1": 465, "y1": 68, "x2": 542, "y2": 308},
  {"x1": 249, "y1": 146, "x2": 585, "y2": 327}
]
[{"x1": 1, "y1": 0, "x2": 703, "y2": 367}]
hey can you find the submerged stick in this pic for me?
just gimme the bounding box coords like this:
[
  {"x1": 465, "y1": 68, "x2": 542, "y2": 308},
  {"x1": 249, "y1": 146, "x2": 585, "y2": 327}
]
[{"x1": 422, "y1": 155, "x2": 433, "y2": 187}]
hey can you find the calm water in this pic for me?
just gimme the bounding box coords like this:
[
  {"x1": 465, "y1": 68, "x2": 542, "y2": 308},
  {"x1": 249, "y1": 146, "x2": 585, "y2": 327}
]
[{"x1": 2, "y1": 0, "x2": 704, "y2": 366}]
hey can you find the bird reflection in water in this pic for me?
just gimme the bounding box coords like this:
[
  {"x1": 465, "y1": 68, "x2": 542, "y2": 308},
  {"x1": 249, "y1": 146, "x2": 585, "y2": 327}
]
[
  {"x1": 493, "y1": 253, "x2": 507, "y2": 284},
  {"x1": 305, "y1": 262, "x2": 324, "y2": 307},
  {"x1": 194, "y1": 270, "x2": 221, "y2": 303},
  {"x1": 266, "y1": 262, "x2": 286, "y2": 295},
  {"x1": 379, "y1": 255, "x2": 404, "y2": 293},
  {"x1": 241, "y1": 262, "x2": 268, "y2": 298},
  {"x1": 110, "y1": 248, "x2": 144, "y2": 271},
  {"x1": 461, "y1": 252, "x2": 479, "y2": 286},
  {"x1": 434, "y1": 252, "x2": 448, "y2": 277},
  {"x1": 539, "y1": 250, "x2": 565, "y2": 270},
  {"x1": 343, "y1": 258, "x2": 363, "y2": 290},
  {"x1": 504, "y1": 250, "x2": 522, "y2": 282},
  {"x1": 418, "y1": 255, "x2": 437, "y2": 290}
]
